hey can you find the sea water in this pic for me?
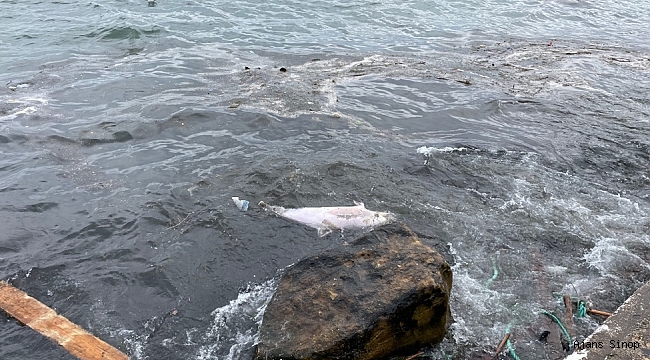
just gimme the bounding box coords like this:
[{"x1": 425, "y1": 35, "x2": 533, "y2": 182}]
[{"x1": 1, "y1": 0, "x2": 649, "y2": 359}]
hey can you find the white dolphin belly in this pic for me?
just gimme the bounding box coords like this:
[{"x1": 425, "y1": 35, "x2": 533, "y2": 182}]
[{"x1": 259, "y1": 201, "x2": 393, "y2": 236}]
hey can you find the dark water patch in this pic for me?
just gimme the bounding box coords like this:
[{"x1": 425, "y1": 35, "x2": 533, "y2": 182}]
[
  {"x1": 58, "y1": 222, "x2": 115, "y2": 246},
  {"x1": 80, "y1": 25, "x2": 162, "y2": 44},
  {"x1": 76, "y1": 122, "x2": 136, "y2": 146},
  {"x1": 4, "y1": 134, "x2": 28, "y2": 143},
  {"x1": 9, "y1": 201, "x2": 59, "y2": 213},
  {"x1": 79, "y1": 130, "x2": 134, "y2": 146},
  {"x1": 14, "y1": 34, "x2": 37, "y2": 40},
  {"x1": 46, "y1": 134, "x2": 77, "y2": 144},
  {"x1": 95, "y1": 27, "x2": 142, "y2": 41},
  {"x1": 142, "y1": 214, "x2": 172, "y2": 228},
  {"x1": 91, "y1": 247, "x2": 139, "y2": 263},
  {"x1": 0, "y1": 246, "x2": 19, "y2": 254},
  {"x1": 567, "y1": 138, "x2": 650, "y2": 201},
  {"x1": 125, "y1": 47, "x2": 145, "y2": 56},
  {"x1": 238, "y1": 160, "x2": 382, "y2": 209},
  {"x1": 137, "y1": 267, "x2": 179, "y2": 297},
  {"x1": 142, "y1": 200, "x2": 199, "y2": 230},
  {"x1": 0, "y1": 227, "x2": 38, "y2": 256},
  {"x1": 55, "y1": 215, "x2": 140, "y2": 262},
  {"x1": 163, "y1": 108, "x2": 215, "y2": 130}
]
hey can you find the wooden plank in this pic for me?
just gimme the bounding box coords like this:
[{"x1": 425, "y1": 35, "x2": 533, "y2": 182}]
[{"x1": 0, "y1": 281, "x2": 128, "y2": 360}]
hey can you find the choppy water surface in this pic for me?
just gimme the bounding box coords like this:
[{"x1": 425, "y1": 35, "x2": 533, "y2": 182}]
[{"x1": 1, "y1": 0, "x2": 649, "y2": 359}]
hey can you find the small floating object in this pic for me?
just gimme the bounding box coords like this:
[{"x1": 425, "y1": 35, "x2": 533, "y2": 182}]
[
  {"x1": 232, "y1": 197, "x2": 249, "y2": 211},
  {"x1": 0, "y1": 281, "x2": 128, "y2": 360}
]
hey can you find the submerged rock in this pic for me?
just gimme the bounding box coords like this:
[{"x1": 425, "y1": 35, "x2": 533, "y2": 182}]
[{"x1": 253, "y1": 223, "x2": 453, "y2": 360}]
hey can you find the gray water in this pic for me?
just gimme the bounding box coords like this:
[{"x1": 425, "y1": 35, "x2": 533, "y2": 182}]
[{"x1": 1, "y1": 0, "x2": 650, "y2": 359}]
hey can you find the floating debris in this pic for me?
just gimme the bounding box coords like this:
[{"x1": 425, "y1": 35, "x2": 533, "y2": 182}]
[{"x1": 232, "y1": 197, "x2": 249, "y2": 211}]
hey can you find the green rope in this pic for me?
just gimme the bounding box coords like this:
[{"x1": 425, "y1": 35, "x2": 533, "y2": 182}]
[
  {"x1": 542, "y1": 310, "x2": 572, "y2": 344},
  {"x1": 484, "y1": 256, "x2": 499, "y2": 289},
  {"x1": 505, "y1": 324, "x2": 522, "y2": 360},
  {"x1": 576, "y1": 301, "x2": 587, "y2": 318}
]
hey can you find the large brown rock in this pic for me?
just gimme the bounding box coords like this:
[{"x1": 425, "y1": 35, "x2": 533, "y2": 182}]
[{"x1": 253, "y1": 223, "x2": 453, "y2": 360}]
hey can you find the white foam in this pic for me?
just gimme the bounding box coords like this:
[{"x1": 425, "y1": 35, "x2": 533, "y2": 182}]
[
  {"x1": 416, "y1": 146, "x2": 468, "y2": 155},
  {"x1": 195, "y1": 278, "x2": 278, "y2": 360},
  {"x1": 0, "y1": 96, "x2": 49, "y2": 121},
  {"x1": 584, "y1": 237, "x2": 650, "y2": 275},
  {"x1": 117, "y1": 329, "x2": 147, "y2": 360}
]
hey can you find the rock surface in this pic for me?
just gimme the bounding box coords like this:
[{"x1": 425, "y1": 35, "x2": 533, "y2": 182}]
[
  {"x1": 565, "y1": 281, "x2": 650, "y2": 360},
  {"x1": 253, "y1": 223, "x2": 453, "y2": 360}
]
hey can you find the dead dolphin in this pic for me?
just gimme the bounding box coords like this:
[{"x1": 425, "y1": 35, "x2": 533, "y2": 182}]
[{"x1": 258, "y1": 201, "x2": 394, "y2": 236}]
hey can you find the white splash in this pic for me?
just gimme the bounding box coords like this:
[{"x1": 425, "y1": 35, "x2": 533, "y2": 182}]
[
  {"x1": 196, "y1": 279, "x2": 277, "y2": 360},
  {"x1": 416, "y1": 146, "x2": 468, "y2": 155}
]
